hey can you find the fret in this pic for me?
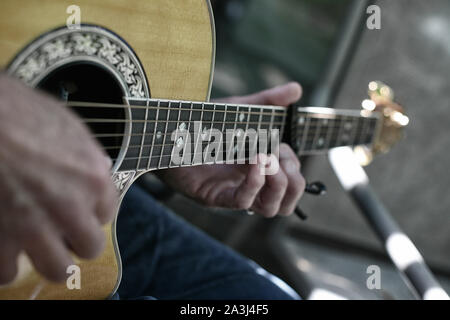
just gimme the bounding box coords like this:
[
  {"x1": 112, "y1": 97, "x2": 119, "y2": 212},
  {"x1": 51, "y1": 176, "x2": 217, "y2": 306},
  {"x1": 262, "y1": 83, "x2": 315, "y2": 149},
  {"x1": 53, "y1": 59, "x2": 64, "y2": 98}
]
[
  {"x1": 327, "y1": 117, "x2": 342, "y2": 149},
  {"x1": 315, "y1": 118, "x2": 332, "y2": 151},
  {"x1": 354, "y1": 117, "x2": 367, "y2": 146},
  {"x1": 368, "y1": 118, "x2": 379, "y2": 145},
  {"x1": 185, "y1": 102, "x2": 194, "y2": 165},
  {"x1": 160, "y1": 101, "x2": 180, "y2": 168},
  {"x1": 224, "y1": 105, "x2": 238, "y2": 163},
  {"x1": 345, "y1": 116, "x2": 357, "y2": 146},
  {"x1": 169, "y1": 101, "x2": 183, "y2": 168},
  {"x1": 200, "y1": 103, "x2": 214, "y2": 164},
  {"x1": 323, "y1": 117, "x2": 336, "y2": 150},
  {"x1": 247, "y1": 106, "x2": 261, "y2": 159},
  {"x1": 244, "y1": 107, "x2": 251, "y2": 132},
  {"x1": 231, "y1": 104, "x2": 240, "y2": 163},
  {"x1": 259, "y1": 108, "x2": 272, "y2": 155},
  {"x1": 268, "y1": 108, "x2": 276, "y2": 155},
  {"x1": 235, "y1": 105, "x2": 249, "y2": 163},
  {"x1": 356, "y1": 117, "x2": 368, "y2": 146},
  {"x1": 203, "y1": 103, "x2": 216, "y2": 164},
  {"x1": 304, "y1": 117, "x2": 320, "y2": 152},
  {"x1": 192, "y1": 102, "x2": 203, "y2": 165},
  {"x1": 299, "y1": 116, "x2": 311, "y2": 153},
  {"x1": 148, "y1": 101, "x2": 167, "y2": 169},
  {"x1": 136, "y1": 99, "x2": 149, "y2": 170},
  {"x1": 118, "y1": 99, "x2": 146, "y2": 171},
  {"x1": 280, "y1": 109, "x2": 287, "y2": 139},
  {"x1": 311, "y1": 117, "x2": 322, "y2": 151},
  {"x1": 157, "y1": 101, "x2": 171, "y2": 169},
  {"x1": 348, "y1": 117, "x2": 360, "y2": 147},
  {"x1": 146, "y1": 100, "x2": 160, "y2": 170},
  {"x1": 335, "y1": 115, "x2": 347, "y2": 147},
  {"x1": 243, "y1": 107, "x2": 252, "y2": 162},
  {"x1": 273, "y1": 110, "x2": 285, "y2": 137},
  {"x1": 216, "y1": 103, "x2": 227, "y2": 164}
]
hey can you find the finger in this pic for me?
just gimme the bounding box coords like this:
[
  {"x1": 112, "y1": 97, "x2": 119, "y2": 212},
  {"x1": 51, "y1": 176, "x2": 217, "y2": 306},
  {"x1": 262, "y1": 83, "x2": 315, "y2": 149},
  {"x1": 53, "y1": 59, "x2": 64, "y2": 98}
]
[
  {"x1": 219, "y1": 82, "x2": 302, "y2": 107},
  {"x1": 277, "y1": 145, "x2": 305, "y2": 216},
  {"x1": 87, "y1": 157, "x2": 117, "y2": 225},
  {"x1": 95, "y1": 177, "x2": 118, "y2": 225},
  {"x1": 251, "y1": 156, "x2": 288, "y2": 217},
  {"x1": 215, "y1": 156, "x2": 266, "y2": 209},
  {"x1": 0, "y1": 234, "x2": 19, "y2": 285},
  {"x1": 22, "y1": 221, "x2": 74, "y2": 283},
  {"x1": 50, "y1": 197, "x2": 106, "y2": 260}
]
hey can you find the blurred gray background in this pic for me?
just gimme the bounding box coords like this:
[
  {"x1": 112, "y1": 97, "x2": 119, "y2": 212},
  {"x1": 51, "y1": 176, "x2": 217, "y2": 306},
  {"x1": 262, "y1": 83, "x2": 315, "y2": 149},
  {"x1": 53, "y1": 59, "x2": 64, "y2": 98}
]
[{"x1": 141, "y1": 0, "x2": 450, "y2": 299}]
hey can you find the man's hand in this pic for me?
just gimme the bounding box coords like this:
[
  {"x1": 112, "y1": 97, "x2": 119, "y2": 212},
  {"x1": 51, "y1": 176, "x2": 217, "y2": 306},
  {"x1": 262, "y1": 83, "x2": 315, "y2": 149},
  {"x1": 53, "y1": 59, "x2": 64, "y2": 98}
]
[
  {"x1": 156, "y1": 82, "x2": 306, "y2": 217},
  {"x1": 0, "y1": 75, "x2": 117, "y2": 284}
]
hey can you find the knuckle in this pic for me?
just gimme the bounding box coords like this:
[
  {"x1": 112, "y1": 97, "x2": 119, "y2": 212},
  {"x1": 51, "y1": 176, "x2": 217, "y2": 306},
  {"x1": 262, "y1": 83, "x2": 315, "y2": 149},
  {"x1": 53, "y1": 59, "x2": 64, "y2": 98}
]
[
  {"x1": 276, "y1": 173, "x2": 289, "y2": 190},
  {"x1": 76, "y1": 232, "x2": 105, "y2": 259},
  {"x1": 235, "y1": 197, "x2": 252, "y2": 210},
  {"x1": 290, "y1": 179, "x2": 304, "y2": 196},
  {"x1": 85, "y1": 169, "x2": 110, "y2": 193},
  {"x1": 259, "y1": 207, "x2": 278, "y2": 218},
  {"x1": 38, "y1": 261, "x2": 69, "y2": 283},
  {"x1": 248, "y1": 173, "x2": 265, "y2": 190},
  {"x1": 67, "y1": 218, "x2": 105, "y2": 259},
  {"x1": 17, "y1": 224, "x2": 43, "y2": 245},
  {"x1": 298, "y1": 174, "x2": 306, "y2": 192}
]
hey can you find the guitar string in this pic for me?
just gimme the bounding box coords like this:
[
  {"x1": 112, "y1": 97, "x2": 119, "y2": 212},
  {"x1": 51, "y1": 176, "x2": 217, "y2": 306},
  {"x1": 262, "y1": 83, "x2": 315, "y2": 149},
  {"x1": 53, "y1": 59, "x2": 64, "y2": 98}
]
[
  {"x1": 90, "y1": 121, "x2": 374, "y2": 141},
  {"x1": 70, "y1": 99, "x2": 375, "y2": 162},
  {"x1": 106, "y1": 129, "x2": 373, "y2": 163},
  {"x1": 91, "y1": 117, "x2": 375, "y2": 153},
  {"x1": 111, "y1": 140, "x2": 368, "y2": 165},
  {"x1": 68, "y1": 102, "x2": 288, "y2": 116},
  {"x1": 68, "y1": 101, "x2": 373, "y2": 119},
  {"x1": 95, "y1": 125, "x2": 373, "y2": 150}
]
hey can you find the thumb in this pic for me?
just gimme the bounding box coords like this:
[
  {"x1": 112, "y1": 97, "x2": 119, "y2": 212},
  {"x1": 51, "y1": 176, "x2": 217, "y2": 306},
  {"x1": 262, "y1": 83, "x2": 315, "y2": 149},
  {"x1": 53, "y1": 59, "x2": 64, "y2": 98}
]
[{"x1": 218, "y1": 82, "x2": 302, "y2": 107}]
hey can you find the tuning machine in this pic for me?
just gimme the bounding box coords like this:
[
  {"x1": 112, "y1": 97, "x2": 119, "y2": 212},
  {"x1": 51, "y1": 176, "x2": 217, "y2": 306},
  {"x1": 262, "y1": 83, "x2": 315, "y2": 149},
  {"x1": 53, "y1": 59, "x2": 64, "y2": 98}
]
[{"x1": 354, "y1": 81, "x2": 409, "y2": 166}]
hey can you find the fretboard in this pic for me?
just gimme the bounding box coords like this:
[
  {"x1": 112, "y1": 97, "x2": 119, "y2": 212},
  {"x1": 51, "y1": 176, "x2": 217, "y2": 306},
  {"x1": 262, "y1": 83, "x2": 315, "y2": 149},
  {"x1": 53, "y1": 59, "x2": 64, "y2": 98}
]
[
  {"x1": 116, "y1": 98, "x2": 286, "y2": 171},
  {"x1": 291, "y1": 107, "x2": 380, "y2": 155},
  {"x1": 69, "y1": 99, "x2": 381, "y2": 172}
]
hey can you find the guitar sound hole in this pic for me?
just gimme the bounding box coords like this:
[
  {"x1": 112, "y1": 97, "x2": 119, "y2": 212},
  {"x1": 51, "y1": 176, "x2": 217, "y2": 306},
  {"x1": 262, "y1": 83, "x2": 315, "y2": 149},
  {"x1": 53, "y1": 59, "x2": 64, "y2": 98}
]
[{"x1": 37, "y1": 63, "x2": 126, "y2": 167}]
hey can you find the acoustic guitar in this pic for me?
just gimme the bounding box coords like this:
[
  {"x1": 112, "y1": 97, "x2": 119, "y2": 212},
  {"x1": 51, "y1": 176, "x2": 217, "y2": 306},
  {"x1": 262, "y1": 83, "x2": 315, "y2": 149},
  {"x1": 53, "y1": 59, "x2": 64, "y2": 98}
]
[{"x1": 0, "y1": 0, "x2": 408, "y2": 299}]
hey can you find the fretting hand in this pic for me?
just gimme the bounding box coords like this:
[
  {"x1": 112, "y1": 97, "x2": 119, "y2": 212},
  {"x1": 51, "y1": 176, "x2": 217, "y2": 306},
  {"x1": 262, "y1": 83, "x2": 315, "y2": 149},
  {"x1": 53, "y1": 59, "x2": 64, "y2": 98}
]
[{"x1": 156, "y1": 82, "x2": 306, "y2": 217}]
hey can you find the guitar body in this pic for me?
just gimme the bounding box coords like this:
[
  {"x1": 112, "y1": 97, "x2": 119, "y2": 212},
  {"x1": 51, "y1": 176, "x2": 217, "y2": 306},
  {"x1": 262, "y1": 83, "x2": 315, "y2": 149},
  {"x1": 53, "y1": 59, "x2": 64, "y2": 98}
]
[{"x1": 0, "y1": 0, "x2": 215, "y2": 299}]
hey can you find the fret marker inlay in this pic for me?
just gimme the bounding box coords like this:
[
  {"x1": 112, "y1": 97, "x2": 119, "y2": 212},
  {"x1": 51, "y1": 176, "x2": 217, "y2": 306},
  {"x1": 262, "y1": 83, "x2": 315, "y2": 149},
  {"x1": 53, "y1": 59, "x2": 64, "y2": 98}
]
[{"x1": 344, "y1": 122, "x2": 353, "y2": 130}]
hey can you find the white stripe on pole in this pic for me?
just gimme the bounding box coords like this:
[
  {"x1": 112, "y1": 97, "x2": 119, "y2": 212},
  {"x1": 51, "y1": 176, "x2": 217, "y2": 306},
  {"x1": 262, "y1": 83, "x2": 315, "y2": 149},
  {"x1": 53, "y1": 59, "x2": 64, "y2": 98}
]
[
  {"x1": 385, "y1": 233, "x2": 423, "y2": 271},
  {"x1": 308, "y1": 288, "x2": 348, "y2": 300},
  {"x1": 329, "y1": 147, "x2": 369, "y2": 191},
  {"x1": 423, "y1": 287, "x2": 450, "y2": 300}
]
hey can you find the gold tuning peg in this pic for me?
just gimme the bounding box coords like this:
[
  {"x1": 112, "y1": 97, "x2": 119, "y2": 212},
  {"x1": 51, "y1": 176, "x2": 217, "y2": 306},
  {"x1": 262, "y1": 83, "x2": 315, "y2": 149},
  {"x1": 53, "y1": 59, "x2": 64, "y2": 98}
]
[{"x1": 354, "y1": 81, "x2": 409, "y2": 166}]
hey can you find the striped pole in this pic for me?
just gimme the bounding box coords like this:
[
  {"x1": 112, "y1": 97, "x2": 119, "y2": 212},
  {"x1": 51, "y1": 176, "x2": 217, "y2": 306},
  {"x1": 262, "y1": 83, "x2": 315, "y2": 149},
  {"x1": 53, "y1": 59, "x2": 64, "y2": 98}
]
[{"x1": 329, "y1": 147, "x2": 449, "y2": 300}]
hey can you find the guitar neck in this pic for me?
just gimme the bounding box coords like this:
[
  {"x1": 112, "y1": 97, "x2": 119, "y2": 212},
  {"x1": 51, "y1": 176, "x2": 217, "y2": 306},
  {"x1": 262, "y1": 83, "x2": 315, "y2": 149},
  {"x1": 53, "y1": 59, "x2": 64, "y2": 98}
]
[
  {"x1": 118, "y1": 98, "x2": 287, "y2": 171},
  {"x1": 70, "y1": 99, "x2": 381, "y2": 172},
  {"x1": 290, "y1": 106, "x2": 381, "y2": 155}
]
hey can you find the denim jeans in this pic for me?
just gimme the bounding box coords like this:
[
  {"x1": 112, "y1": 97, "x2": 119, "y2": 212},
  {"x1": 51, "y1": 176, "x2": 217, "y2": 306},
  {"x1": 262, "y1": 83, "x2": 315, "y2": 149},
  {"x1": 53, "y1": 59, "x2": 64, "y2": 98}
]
[{"x1": 114, "y1": 185, "x2": 300, "y2": 300}]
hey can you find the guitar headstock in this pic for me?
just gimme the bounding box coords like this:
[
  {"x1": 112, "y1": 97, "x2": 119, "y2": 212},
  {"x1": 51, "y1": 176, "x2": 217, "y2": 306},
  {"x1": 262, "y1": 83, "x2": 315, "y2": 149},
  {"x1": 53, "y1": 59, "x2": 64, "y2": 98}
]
[{"x1": 354, "y1": 81, "x2": 409, "y2": 165}]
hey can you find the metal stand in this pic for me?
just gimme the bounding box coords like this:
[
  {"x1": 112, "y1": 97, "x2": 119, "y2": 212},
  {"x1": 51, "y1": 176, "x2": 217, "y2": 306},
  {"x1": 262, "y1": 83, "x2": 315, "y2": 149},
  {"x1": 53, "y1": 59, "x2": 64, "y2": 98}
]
[{"x1": 329, "y1": 147, "x2": 449, "y2": 300}]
